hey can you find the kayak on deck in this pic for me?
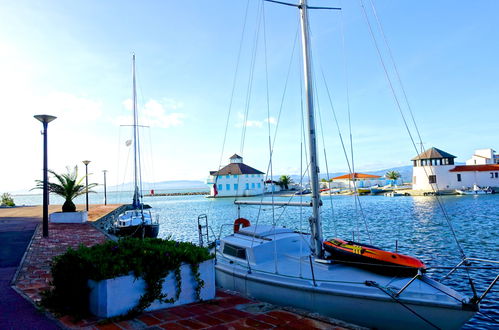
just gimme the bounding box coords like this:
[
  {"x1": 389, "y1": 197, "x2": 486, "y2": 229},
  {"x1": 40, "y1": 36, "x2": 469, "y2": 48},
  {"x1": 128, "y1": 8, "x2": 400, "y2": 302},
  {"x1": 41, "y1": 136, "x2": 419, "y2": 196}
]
[{"x1": 324, "y1": 238, "x2": 426, "y2": 276}]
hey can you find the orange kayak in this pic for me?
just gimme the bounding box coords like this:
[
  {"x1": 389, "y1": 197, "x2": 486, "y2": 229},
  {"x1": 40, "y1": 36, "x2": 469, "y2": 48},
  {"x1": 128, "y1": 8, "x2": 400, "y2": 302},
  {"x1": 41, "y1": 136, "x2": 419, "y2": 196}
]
[{"x1": 324, "y1": 238, "x2": 426, "y2": 276}]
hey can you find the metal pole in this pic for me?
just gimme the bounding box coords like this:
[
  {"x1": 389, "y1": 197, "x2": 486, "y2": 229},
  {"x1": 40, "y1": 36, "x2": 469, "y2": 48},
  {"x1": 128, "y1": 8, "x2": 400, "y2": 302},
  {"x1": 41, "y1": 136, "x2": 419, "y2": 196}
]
[
  {"x1": 85, "y1": 164, "x2": 89, "y2": 211},
  {"x1": 42, "y1": 122, "x2": 49, "y2": 237},
  {"x1": 34, "y1": 114, "x2": 56, "y2": 238},
  {"x1": 299, "y1": 0, "x2": 323, "y2": 258},
  {"x1": 103, "y1": 170, "x2": 107, "y2": 205}
]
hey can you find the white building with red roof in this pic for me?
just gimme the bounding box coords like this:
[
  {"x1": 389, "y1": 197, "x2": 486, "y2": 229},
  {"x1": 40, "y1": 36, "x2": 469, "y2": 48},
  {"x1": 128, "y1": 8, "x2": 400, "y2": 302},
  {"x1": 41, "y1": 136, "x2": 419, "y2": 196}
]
[
  {"x1": 412, "y1": 147, "x2": 499, "y2": 191},
  {"x1": 330, "y1": 172, "x2": 384, "y2": 188},
  {"x1": 207, "y1": 154, "x2": 265, "y2": 197}
]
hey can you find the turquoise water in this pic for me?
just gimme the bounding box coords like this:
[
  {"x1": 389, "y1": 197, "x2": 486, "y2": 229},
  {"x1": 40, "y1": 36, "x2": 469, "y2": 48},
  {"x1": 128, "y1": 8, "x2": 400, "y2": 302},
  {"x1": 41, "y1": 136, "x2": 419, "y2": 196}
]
[{"x1": 12, "y1": 192, "x2": 498, "y2": 328}]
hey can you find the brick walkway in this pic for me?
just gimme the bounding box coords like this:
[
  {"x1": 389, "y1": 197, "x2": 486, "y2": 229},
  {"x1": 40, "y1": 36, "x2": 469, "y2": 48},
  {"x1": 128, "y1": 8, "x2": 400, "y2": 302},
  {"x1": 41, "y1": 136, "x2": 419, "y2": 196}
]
[
  {"x1": 15, "y1": 222, "x2": 108, "y2": 303},
  {"x1": 12, "y1": 213, "x2": 358, "y2": 330}
]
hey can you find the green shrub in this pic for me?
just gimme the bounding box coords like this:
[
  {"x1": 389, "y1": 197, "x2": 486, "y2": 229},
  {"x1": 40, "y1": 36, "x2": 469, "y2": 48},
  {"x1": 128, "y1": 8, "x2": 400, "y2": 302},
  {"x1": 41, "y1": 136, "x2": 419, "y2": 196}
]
[
  {"x1": 41, "y1": 238, "x2": 213, "y2": 319},
  {"x1": 1, "y1": 193, "x2": 15, "y2": 206}
]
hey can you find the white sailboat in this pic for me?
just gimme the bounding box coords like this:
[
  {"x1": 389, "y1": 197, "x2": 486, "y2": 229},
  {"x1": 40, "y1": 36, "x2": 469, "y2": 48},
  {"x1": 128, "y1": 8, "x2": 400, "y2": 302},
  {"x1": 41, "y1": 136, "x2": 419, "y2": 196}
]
[
  {"x1": 112, "y1": 54, "x2": 159, "y2": 238},
  {"x1": 210, "y1": 1, "x2": 491, "y2": 329}
]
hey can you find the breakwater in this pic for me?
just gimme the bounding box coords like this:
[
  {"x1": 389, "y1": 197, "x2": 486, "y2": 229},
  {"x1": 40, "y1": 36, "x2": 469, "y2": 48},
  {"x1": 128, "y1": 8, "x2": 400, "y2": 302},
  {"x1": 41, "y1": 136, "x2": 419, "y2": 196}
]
[{"x1": 145, "y1": 192, "x2": 209, "y2": 197}]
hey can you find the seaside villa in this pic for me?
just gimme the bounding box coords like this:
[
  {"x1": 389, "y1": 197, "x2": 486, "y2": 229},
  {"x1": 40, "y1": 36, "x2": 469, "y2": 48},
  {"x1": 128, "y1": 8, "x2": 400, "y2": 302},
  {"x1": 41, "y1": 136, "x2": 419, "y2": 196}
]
[
  {"x1": 412, "y1": 147, "x2": 499, "y2": 191},
  {"x1": 207, "y1": 154, "x2": 265, "y2": 197}
]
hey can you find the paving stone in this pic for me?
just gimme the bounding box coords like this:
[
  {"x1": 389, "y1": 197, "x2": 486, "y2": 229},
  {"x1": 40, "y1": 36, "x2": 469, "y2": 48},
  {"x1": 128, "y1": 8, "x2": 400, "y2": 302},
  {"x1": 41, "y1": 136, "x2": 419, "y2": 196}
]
[
  {"x1": 265, "y1": 310, "x2": 301, "y2": 323},
  {"x1": 137, "y1": 314, "x2": 162, "y2": 326}
]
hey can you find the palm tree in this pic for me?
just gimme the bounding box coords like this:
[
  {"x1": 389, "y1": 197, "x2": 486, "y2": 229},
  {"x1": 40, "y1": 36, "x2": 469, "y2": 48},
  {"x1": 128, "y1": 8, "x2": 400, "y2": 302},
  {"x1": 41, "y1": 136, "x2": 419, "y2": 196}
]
[
  {"x1": 385, "y1": 171, "x2": 401, "y2": 186},
  {"x1": 34, "y1": 166, "x2": 97, "y2": 212},
  {"x1": 278, "y1": 175, "x2": 292, "y2": 190}
]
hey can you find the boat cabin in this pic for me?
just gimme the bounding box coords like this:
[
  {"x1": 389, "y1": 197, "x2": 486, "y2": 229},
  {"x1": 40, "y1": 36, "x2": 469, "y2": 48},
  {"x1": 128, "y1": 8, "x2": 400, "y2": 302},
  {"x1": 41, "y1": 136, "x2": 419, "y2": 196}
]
[{"x1": 219, "y1": 225, "x2": 311, "y2": 265}]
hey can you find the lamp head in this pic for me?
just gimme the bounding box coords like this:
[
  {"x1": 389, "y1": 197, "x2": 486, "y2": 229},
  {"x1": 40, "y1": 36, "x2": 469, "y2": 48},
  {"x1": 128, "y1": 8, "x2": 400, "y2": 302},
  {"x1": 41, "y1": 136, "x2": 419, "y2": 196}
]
[
  {"x1": 82, "y1": 160, "x2": 91, "y2": 166},
  {"x1": 34, "y1": 114, "x2": 57, "y2": 124}
]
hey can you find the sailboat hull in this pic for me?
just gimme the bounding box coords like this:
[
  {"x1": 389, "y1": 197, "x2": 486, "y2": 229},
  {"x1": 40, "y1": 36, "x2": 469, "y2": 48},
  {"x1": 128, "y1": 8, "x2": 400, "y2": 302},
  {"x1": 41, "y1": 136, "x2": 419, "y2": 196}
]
[
  {"x1": 113, "y1": 224, "x2": 159, "y2": 238},
  {"x1": 215, "y1": 263, "x2": 475, "y2": 330}
]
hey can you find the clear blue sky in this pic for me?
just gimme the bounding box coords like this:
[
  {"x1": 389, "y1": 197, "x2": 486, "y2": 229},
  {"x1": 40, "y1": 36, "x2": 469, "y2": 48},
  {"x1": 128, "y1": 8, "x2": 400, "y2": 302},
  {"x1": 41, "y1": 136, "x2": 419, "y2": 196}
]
[{"x1": 1, "y1": 0, "x2": 498, "y2": 192}]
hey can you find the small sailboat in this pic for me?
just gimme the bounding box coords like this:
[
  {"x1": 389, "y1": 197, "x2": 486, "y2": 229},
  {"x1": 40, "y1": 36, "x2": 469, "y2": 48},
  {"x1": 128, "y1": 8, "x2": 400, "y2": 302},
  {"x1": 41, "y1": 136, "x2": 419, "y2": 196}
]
[
  {"x1": 209, "y1": 1, "x2": 492, "y2": 329},
  {"x1": 112, "y1": 54, "x2": 159, "y2": 238}
]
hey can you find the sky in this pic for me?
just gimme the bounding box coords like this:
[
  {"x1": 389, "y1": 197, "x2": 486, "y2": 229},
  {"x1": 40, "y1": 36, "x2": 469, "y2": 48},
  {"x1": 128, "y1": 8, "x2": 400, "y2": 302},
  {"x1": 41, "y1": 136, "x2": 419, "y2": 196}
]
[{"x1": 1, "y1": 0, "x2": 499, "y2": 192}]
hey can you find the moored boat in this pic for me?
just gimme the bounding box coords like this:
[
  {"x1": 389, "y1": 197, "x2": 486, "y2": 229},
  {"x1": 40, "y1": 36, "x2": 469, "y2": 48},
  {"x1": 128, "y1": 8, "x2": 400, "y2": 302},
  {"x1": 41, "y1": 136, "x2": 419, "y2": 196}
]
[{"x1": 111, "y1": 54, "x2": 159, "y2": 238}]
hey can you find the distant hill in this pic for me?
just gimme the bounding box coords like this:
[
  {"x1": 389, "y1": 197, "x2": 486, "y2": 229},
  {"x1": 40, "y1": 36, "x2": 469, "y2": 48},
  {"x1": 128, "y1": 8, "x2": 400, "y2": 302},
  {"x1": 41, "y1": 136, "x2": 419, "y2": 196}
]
[
  {"x1": 273, "y1": 165, "x2": 414, "y2": 184},
  {"x1": 110, "y1": 180, "x2": 207, "y2": 191}
]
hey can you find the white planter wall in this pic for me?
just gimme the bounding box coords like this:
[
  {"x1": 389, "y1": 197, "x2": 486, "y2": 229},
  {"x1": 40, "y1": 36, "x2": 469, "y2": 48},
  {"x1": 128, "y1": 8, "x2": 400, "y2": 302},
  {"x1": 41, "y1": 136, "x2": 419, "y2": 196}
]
[
  {"x1": 50, "y1": 211, "x2": 87, "y2": 223},
  {"x1": 88, "y1": 259, "x2": 215, "y2": 318}
]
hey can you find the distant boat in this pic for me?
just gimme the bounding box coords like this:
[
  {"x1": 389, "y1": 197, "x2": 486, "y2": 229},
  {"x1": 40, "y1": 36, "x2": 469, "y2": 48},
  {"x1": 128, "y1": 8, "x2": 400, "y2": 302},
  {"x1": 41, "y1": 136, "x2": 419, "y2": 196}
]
[
  {"x1": 111, "y1": 55, "x2": 159, "y2": 238},
  {"x1": 456, "y1": 184, "x2": 494, "y2": 195}
]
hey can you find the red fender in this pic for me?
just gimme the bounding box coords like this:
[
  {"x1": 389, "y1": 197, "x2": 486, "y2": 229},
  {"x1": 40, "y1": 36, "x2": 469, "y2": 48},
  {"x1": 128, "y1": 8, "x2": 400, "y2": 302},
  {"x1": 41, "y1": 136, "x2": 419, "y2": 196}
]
[{"x1": 233, "y1": 218, "x2": 251, "y2": 233}]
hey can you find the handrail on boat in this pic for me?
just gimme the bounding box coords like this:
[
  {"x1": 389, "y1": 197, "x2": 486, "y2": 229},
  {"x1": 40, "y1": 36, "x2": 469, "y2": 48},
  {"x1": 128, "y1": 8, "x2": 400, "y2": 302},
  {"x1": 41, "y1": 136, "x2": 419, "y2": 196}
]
[{"x1": 441, "y1": 257, "x2": 499, "y2": 304}]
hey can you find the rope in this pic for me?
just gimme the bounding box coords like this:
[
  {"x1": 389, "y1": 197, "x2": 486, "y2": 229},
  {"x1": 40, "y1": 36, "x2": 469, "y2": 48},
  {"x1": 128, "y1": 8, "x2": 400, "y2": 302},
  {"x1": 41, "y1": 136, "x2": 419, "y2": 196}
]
[
  {"x1": 319, "y1": 69, "x2": 372, "y2": 244},
  {"x1": 366, "y1": 281, "x2": 441, "y2": 329},
  {"x1": 357, "y1": 0, "x2": 468, "y2": 261}
]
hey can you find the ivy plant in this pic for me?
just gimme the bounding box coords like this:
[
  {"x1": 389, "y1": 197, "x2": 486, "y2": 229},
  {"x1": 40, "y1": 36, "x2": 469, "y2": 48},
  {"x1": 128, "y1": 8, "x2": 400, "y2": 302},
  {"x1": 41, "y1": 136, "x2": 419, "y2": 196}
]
[{"x1": 41, "y1": 238, "x2": 213, "y2": 319}]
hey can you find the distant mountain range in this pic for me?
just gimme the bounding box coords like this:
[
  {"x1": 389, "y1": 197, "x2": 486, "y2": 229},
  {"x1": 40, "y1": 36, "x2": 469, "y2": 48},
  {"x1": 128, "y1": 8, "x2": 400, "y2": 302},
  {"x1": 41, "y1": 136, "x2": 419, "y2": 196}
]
[
  {"x1": 110, "y1": 180, "x2": 208, "y2": 192},
  {"x1": 14, "y1": 163, "x2": 468, "y2": 195},
  {"x1": 114, "y1": 166, "x2": 415, "y2": 191},
  {"x1": 279, "y1": 165, "x2": 413, "y2": 184}
]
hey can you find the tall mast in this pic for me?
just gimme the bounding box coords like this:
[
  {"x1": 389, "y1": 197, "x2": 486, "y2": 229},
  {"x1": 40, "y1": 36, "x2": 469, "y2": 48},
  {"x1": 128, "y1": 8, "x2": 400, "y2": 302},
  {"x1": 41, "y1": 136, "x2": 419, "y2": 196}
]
[
  {"x1": 299, "y1": 0, "x2": 323, "y2": 258},
  {"x1": 132, "y1": 54, "x2": 140, "y2": 208}
]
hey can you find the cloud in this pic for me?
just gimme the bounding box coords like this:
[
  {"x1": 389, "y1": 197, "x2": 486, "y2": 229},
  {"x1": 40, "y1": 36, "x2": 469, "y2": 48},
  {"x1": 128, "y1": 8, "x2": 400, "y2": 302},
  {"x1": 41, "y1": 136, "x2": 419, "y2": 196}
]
[
  {"x1": 118, "y1": 98, "x2": 185, "y2": 128},
  {"x1": 41, "y1": 92, "x2": 103, "y2": 122},
  {"x1": 265, "y1": 117, "x2": 277, "y2": 125},
  {"x1": 235, "y1": 113, "x2": 277, "y2": 128}
]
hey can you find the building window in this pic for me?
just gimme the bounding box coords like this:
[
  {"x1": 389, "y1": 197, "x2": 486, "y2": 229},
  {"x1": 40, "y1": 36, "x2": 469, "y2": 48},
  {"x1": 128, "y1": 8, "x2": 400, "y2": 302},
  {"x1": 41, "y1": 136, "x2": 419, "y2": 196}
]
[
  {"x1": 495, "y1": 173, "x2": 498, "y2": 178},
  {"x1": 457, "y1": 174, "x2": 461, "y2": 182},
  {"x1": 218, "y1": 184, "x2": 223, "y2": 191},
  {"x1": 245, "y1": 183, "x2": 249, "y2": 189},
  {"x1": 449, "y1": 158, "x2": 454, "y2": 165},
  {"x1": 257, "y1": 183, "x2": 261, "y2": 188},
  {"x1": 429, "y1": 175, "x2": 437, "y2": 184},
  {"x1": 491, "y1": 172, "x2": 494, "y2": 179},
  {"x1": 251, "y1": 183, "x2": 255, "y2": 189},
  {"x1": 226, "y1": 184, "x2": 230, "y2": 190},
  {"x1": 226, "y1": 175, "x2": 230, "y2": 179},
  {"x1": 413, "y1": 160, "x2": 417, "y2": 167},
  {"x1": 234, "y1": 184, "x2": 238, "y2": 190}
]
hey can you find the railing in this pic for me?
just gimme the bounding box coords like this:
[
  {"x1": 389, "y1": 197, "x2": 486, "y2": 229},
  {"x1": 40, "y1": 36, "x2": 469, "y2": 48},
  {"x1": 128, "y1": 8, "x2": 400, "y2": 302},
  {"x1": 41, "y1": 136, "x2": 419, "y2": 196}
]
[{"x1": 441, "y1": 257, "x2": 499, "y2": 304}]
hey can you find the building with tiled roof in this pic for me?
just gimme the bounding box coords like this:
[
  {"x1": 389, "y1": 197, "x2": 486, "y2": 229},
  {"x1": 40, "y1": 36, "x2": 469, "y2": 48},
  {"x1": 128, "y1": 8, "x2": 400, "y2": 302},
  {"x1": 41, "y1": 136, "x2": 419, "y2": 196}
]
[
  {"x1": 412, "y1": 147, "x2": 499, "y2": 191},
  {"x1": 207, "y1": 155, "x2": 265, "y2": 197}
]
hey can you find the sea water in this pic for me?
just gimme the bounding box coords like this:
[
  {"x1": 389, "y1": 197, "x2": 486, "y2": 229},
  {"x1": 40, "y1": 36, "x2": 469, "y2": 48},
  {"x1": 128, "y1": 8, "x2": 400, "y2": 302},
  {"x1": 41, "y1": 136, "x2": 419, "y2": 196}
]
[{"x1": 12, "y1": 192, "x2": 498, "y2": 328}]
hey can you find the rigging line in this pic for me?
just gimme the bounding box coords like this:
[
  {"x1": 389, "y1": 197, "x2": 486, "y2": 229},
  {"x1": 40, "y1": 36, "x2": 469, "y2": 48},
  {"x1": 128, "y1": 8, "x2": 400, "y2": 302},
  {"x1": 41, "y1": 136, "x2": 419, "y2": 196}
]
[
  {"x1": 320, "y1": 68, "x2": 372, "y2": 244},
  {"x1": 367, "y1": 0, "x2": 425, "y2": 154},
  {"x1": 240, "y1": 0, "x2": 263, "y2": 155},
  {"x1": 339, "y1": 0, "x2": 360, "y2": 241},
  {"x1": 209, "y1": 0, "x2": 250, "y2": 220},
  {"x1": 312, "y1": 67, "x2": 337, "y2": 237},
  {"x1": 367, "y1": 282, "x2": 441, "y2": 329},
  {"x1": 358, "y1": 0, "x2": 467, "y2": 260},
  {"x1": 262, "y1": 2, "x2": 279, "y2": 275},
  {"x1": 216, "y1": 0, "x2": 250, "y2": 176},
  {"x1": 262, "y1": 0, "x2": 275, "y2": 227}
]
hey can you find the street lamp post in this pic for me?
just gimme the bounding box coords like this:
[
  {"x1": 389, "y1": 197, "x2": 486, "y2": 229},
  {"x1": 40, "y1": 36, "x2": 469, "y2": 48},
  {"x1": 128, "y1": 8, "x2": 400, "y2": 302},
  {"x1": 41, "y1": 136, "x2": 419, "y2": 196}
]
[
  {"x1": 102, "y1": 170, "x2": 108, "y2": 205},
  {"x1": 82, "y1": 160, "x2": 91, "y2": 211},
  {"x1": 34, "y1": 114, "x2": 57, "y2": 238}
]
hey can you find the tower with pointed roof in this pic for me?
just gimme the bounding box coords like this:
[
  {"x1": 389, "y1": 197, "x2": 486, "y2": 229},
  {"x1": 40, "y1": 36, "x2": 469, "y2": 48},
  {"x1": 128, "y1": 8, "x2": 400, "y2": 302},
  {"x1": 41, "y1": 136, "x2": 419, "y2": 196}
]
[{"x1": 411, "y1": 147, "x2": 457, "y2": 191}]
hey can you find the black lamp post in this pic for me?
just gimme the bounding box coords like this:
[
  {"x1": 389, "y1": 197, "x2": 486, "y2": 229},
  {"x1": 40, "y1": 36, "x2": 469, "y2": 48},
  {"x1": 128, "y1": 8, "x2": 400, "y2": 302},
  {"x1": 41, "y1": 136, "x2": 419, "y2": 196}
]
[
  {"x1": 82, "y1": 160, "x2": 91, "y2": 211},
  {"x1": 34, "y1": 114, "x2": 57, "y2": 238},
  {"x1": 102, "y1": 170, "x2": 108, "y2": 205}
]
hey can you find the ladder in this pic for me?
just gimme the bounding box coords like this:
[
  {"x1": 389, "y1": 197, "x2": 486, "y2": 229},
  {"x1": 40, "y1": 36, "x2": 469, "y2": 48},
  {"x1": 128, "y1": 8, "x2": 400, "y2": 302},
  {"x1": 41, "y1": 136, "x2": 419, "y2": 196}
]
[{"x1": 197, "y1": 214, "x2": 210, "y2": 247}]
